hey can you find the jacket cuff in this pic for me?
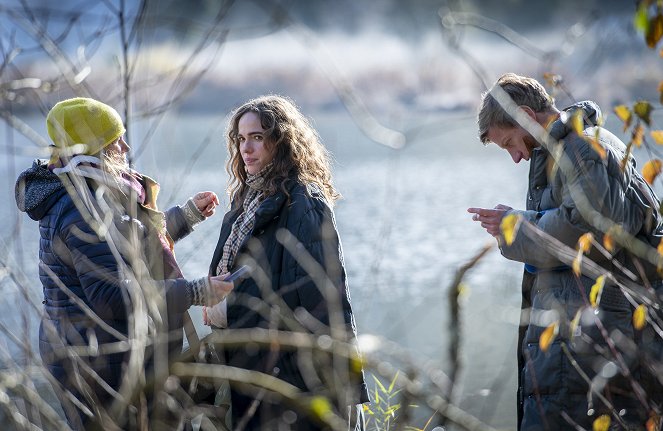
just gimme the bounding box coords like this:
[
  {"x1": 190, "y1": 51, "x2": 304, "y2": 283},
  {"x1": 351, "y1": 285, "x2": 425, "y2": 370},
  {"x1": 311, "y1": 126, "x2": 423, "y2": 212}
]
[
  {"x1": 186, "y1": 276, "x2": 210, "y2": 306},
  {"x1": 182, "y1": 198, "x2": 206, "y2": 229}
]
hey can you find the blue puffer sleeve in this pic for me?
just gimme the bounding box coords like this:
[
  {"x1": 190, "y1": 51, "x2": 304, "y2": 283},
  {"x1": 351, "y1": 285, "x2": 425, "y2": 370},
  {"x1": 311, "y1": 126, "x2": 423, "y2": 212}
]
[
  {"x1": 61, "y1": 206, "x2": 191, "y2": 322},
  {"x1": 165, "y1": 198, "x2": 207, "y2": 243}
]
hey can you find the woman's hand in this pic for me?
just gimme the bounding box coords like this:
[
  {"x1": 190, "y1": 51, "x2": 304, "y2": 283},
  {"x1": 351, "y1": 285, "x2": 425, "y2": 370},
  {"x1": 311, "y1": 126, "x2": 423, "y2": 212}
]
[
  {"x1": 204, "y1": 273, "x2": 233, "y2": 327},
  {"x1": 202, "y1": 306, "x2": 210, "y2": 326},
  {"x1": 193, "y1": 191, "x2": 220, "y2": 218},
  {"x1": 207, "y1": 275, "x2": 234, "y2": 305}
]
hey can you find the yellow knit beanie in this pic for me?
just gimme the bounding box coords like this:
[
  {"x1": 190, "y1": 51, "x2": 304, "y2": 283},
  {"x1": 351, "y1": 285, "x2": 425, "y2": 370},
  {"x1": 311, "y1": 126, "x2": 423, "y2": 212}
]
[{"x1": 47, "y1": 97, "x2": 126, "y2": 165}]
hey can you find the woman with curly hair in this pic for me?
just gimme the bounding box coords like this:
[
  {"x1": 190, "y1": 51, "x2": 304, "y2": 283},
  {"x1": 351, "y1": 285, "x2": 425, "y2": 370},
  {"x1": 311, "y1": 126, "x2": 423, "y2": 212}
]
[{"x1": 203, "y1": 95, "x2": 368, "y2": 430}]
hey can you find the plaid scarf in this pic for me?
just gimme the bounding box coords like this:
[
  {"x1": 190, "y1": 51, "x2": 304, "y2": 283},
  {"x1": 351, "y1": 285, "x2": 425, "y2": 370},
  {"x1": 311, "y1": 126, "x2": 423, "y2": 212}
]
[{"x1": 216, "y1": 164, "x2": 272, "y2": 276}]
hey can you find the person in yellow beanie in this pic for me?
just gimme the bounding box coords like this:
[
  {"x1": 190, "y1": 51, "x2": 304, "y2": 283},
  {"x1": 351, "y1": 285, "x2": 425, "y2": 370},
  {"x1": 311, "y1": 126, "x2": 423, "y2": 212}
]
[{"x1": 15, "y1": 97, "x2": 231, "y2": 430}]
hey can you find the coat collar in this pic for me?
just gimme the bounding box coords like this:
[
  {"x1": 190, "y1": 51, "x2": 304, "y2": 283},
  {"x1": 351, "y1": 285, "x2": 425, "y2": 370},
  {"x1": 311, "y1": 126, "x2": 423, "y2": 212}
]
[{"x1": 253, "y1": 191, "x2": 287, "y2": 230}]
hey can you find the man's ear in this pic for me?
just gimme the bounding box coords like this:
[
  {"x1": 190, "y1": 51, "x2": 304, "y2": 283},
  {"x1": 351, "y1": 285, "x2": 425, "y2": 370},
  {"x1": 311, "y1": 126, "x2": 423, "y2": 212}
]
[{"x1": 519, "y1": 105, "x2": 537, "y2": 120}]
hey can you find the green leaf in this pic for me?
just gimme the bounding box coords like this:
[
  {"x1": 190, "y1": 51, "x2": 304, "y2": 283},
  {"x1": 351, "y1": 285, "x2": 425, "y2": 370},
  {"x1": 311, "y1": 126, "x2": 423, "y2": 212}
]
[
  {"x1": 373, "y1": 375, "x2": 388, "y2": 394},
  {"x1": 634, "y1": 100, "x2": 654, "y2": 126},
  {"x1": 634, "y1": 2, "x2": 650, "y2": 34},
  {"x1": 387, "y1": 370, "x2": 400, "y2": 393},
  {"x1": 372, "y1": 387, "x2": 381, "y2": 404}
]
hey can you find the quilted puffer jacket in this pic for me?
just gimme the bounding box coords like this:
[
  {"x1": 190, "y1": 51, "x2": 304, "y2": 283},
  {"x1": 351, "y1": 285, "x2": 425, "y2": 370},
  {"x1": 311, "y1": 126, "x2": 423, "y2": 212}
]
[
  {"x1": 501, "y1": 101, "x2": 663, "y2": 430},
  {"x1": 209, "y1": 179, "x2": 369, "y2": 430},
  {"x1": 15, "y1": 159, "x2": 195, "y2": 429}
]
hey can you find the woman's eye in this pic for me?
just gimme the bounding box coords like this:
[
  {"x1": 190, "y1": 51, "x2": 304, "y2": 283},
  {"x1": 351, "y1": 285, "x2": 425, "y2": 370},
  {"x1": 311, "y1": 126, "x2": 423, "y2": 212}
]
[
  {"x1": 238, "y1": 136, "x2": 245, "y2": 143},
  {"x1": 255, "y1": 135, "x2": 263, "y2": 141}
]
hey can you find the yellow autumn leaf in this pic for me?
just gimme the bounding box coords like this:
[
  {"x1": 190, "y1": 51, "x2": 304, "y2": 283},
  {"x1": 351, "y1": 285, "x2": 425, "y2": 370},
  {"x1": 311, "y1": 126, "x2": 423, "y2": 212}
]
[
  {"x1": 540, "y1": 321, "x2": 558, "y2": 352},
  {"x1": 310, "y1": 396, "x2": 333, "y2": 420},
  {"x1": 651, "y1": 130, "x2": 663, "y2": 145},
  {"x1": 573, "y1": 250, "x2": 582, "y2": 277},
  {"x1": 593, "y1": 414, "x2": 611, "y2": 431},
  {"x1": 647, "y1": 415, "x2": 660, "y2": 431},
  {"x1": 350, "y1": 355, "x2": 364, "y2": 374},
  {"x1": 632, "y1": 123, "x2": 645, "y2": 147},
  {"x1": 634, "y1": 304, "x2": 647, "y2": 330},
  {"x1": 543, "y1": 73, "x2": 562, "y2": 87},
  {"x1": 613, "y1": 105, "x2": 632, "y2": 131},
  {"x1": 571, "y1": 110, "x2": 584, "y2": 135},
  {"x1": 585, "y1": 136, "x2": 607, "y2": 159},
  {"x1": 646, "y1": 13, "x2": 663, "y2": 49},
  {"x1": 643, "y1": 159, "x2": 663, "y2": 185},
  {"x1": 659, "y1": 81, "x2": 663, "y2": 105},
  {"x1": 589, "y1": 275, "x2": 605, "y2": 308},
  {"x1": 620, "y1": 141, "x2": 634, "y2": 173},
  {"x1": 500, "y1": 213, "x2": 520, "y2": 246},
  {"x1": 578, "y1": 233, "x2": 593, "y2": 253},
  {"x1": 658, "y1": 238, "x2": 663, "y2": 256},
  {"x1": 603, "y1": 231, "x2": 615, "y2": 253}
]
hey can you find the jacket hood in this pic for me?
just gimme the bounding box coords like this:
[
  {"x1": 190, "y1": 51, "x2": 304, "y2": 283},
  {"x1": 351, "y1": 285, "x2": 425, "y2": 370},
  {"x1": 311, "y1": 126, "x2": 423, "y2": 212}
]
[
  {"x1": 15, "y1": 159, "x2": 65, "y2": 221},
  {"x1": 549, "y1": 100, "x2": 602, "y2": 140}
]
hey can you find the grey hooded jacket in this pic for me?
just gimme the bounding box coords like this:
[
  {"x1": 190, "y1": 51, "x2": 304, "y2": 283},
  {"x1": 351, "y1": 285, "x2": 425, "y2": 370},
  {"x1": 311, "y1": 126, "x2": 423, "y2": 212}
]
[{"x1": 501, "y1": 101, "x2": 662, "y2": 430}]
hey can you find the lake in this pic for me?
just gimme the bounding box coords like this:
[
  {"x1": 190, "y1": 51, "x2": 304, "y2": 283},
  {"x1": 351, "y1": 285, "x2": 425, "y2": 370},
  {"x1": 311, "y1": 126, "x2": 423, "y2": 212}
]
[{"x1": 7, "y1": 107, "x2": 629, "y2": 430}]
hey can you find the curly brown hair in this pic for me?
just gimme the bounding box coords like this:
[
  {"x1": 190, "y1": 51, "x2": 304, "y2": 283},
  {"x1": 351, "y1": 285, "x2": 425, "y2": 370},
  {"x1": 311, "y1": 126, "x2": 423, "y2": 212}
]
[{"x1": 225, "y1": 95, "x2": 340, "y2": 205}]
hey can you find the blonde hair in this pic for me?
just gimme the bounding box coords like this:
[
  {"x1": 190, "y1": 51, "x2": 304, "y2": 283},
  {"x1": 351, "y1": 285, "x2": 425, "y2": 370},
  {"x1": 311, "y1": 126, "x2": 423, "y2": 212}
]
[
  {"x1": 100, "y1": 144, "x2": 131, "y2": 192},
  {"x1": 477, "y1": 73, "x2": 555, "y2": 143},
  {"x1": 225, "y1": 95, "x2": 340, "y2": 205}
]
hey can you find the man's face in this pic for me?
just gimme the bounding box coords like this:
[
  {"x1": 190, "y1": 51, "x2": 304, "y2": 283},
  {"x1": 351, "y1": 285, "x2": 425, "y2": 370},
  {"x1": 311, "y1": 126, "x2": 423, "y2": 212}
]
[{"x1": 486, "y1": 125, "x2": 538, "y2": 164}]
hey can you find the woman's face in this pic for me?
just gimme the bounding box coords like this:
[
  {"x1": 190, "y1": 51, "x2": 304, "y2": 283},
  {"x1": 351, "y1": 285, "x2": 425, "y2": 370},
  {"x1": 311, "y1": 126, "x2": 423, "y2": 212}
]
[
  {"x1": 104, "y1": 136, "x2": 130, "y2": 165},
  {"x1": 237, "y1": 111, "x2": 274, "y2": 175},
  {"x1": 105, "y1": 136, "x2": 130, "y2": 158}
]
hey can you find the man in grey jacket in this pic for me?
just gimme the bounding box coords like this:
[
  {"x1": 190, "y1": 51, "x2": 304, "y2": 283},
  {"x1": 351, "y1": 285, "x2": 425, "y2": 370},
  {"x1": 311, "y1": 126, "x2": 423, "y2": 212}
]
[{"x1": 468, "y1": 73, "x2": 663, "y2": 431}]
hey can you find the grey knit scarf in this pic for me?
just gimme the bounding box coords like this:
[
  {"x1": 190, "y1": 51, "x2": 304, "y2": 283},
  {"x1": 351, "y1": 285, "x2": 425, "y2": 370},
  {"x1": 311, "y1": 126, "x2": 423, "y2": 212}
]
[{"x1": 216, "y1": 164, "x2": 272, "y2": 276}]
